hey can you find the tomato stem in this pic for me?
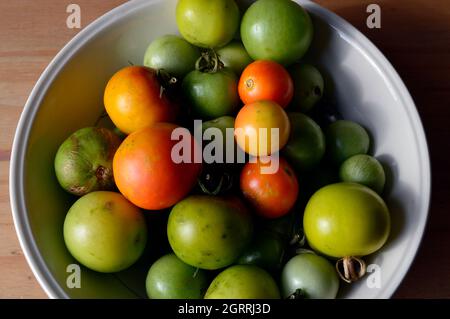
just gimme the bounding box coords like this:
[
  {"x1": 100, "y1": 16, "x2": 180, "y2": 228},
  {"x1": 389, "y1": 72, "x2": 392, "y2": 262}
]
[
  {"x1": 94, "y1": 110, "x2": 108, "y2": 127},
  {"x1": 195, "y1": 49, "x2": 224, "y2": 73},
  {"x1": 192, "y1": 267, "x2": 200, "y2": 279},
  {"x1": 197, "y1": 171, "x2": 233, "y2": 195},
  {"x1": 156, "y1": 69, "x2": 178, "y2": 99},
  {"x1": 287, "y1": 288, "x2": 307, "y2": 299}
]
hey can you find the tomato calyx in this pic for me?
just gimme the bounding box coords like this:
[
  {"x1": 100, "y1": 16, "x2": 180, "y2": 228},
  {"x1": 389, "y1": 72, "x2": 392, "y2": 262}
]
[
  {"x1": 336, "y1": 256, "x2": 367, "y2": 283},
  {"x1": 313, "y1": 86, "x2": 322, "y2": 96},
  {"x1": 287, "y1": 288, "x2": 307, "y2": 299},
  {"x1": 197, "y1": 167, "x2": 234, "y2": 196},
  {"x1": 245, "y1": 78, "x2": 254, "y2": 89},
  {"x1": 95, "y1": 166, "x2": 107, "y2": 180},
  {"x1": 156, "y1": 69, "x2": 178, "y2": 99},
  {"x1": 195, "y1": 49, "x2": 225, "y2": 74}
]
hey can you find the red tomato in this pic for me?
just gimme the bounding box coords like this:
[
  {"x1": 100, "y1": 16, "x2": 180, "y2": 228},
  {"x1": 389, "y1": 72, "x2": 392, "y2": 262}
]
[
  {"x1": 238, "y1": 60, "x2": 294, "y2": 108},
  {"x1": 240, "y1": 157, "x2": 299, "y2": 218},
  {"x1": 113, "y1": 123, "x2": 201, "y2": 210}
]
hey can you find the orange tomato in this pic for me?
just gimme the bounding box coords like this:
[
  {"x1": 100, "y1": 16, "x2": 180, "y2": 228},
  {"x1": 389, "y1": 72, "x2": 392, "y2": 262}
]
[
  {"x1": 238, "y1": 60, "x2": 294, "y2": 108},
  {"x1": 113, "y1": 123, "x2": 201, "y2": 210},
  {"x1": 240, "y1": 157, "x2": 299, "y2": 219},
  {"x1": 104, "y1": 66, "x2": 177, "y2": 134},
  {"x1": 234, "y1": 100, "x2": 290, "y2": 156}
]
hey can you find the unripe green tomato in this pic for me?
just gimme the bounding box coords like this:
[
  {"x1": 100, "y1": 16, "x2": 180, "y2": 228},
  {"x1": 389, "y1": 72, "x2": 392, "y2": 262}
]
[
  {"x1": 325, "y1": 120, "x2": 370, "y2": 165},
  {"x1": 182, "y1": 68, "x2": 240, "y2": 119},
  {"x1": 54, "y1": 127, "x2": 121, "y2": 196},
  {"x1": 216, "y1": 41, "x2": 253, "y2": 75},
  {"x1": 283, "y1": 113, "x2": 325, "y2": 171},
  {"x1": 303, "y1": 183, "x2": 390, "y2": 258},
  {"x1": 240, "y1": 0, "x2": 313, "y2": 66},
  {"x1": 289, "y1": 64, "x2": 324, "y2": 112},
  {"x1": 237, "y1": 231, "x2": 285, "y2": 271},
  {"x1": 143, "y1": 35, "x2": 200, "y2": 79},
  {"x1": 145, "y1": 254, "x2": 209, "y2": 299},
  {"x1": 340, "y1": 154, "x2": 386, "y2": 194},
  {"x1": 167, "y1": 195, "x2": 253, "y2": 270},
  {"x1": 281, "y1": 253, "x2": 339, "y2": 299},
  {"x1": 176, "y1": 0, "x2": 240, "y2": 48},
  {"x1": 63, "y1": 191, "x2": 147, "y2": 273},
  {"x1": 205, "y1": 265, "x2": 280, "y2": 299}
]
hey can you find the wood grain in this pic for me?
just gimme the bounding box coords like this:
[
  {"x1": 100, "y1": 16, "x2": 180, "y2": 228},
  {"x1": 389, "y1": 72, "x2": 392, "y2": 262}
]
[
  {"x1": 0, "y1": 0, "x2": 449, "y2": 298},
  {"x1": 0, "y1": 0, "x2": 127, "y2": 299}
]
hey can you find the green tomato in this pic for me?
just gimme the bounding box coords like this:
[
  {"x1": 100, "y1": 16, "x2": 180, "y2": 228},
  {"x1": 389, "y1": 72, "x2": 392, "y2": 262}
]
[
  {"x1": 205, "y1": 265, "x2": 280, "y2": 299},
  {"x1": 202, "y1": 116, "x2": 235, "y2": 139},
  {"x1": 237, "y1": 231, "x2": 285, "y2": 271},
  {"x1": 202, "y1": 116, "x2": 237, "y2": 164},
  {"x1": 54, "y1": 127, "x2": 121, "y2": 196},
  {"x1": 260, "y1": 212, "x2": 295, "y2": 242},
  {"x1": 283, "y1": 113, "x2": 325, "y2": 171},
  {"x1": 281, "y1": 253, "x2": 339, "y2": 299},
  {"x1": 289, "y1": 64, "x2": 324, "y2": 112},
  {"x1": 167, "y1": 195, "x2": 253, "y2": 270},
  {"x1": 63, "y1": 191, "x2": 147, "y2": 273},
  {"x1": 241, "y1": 0, "x2": 313, "y2": 66},
  {"x1": 176, "y1": 0, "x2": 240, "y2": 48},
  {"x1": 216, "y1": 41, "x2": 253, "y2": 75},
  {"x1": 340, "y1": 154, "x2": 386, "y2": 194},
  {"x1": 143, "y1": 35, "x2": 200, "y2": 79},
  {"x1": 145, "y1": 253, "x2": 209, "y2": 299},
  {"x1": 325, "y1": 120, "x2": 370, "y2": 165},
  {"x1": 183, "y1": 68, "x2": 240, "y2": 119},
  {"x1": 303, "y1": 183, "x2": 390, "y2": 258}
]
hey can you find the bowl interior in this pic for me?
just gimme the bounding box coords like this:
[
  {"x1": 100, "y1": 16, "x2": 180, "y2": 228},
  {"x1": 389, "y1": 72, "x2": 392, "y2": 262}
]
[{"x1": 14, "y1": 0, "x2": 429, "y2": 298}]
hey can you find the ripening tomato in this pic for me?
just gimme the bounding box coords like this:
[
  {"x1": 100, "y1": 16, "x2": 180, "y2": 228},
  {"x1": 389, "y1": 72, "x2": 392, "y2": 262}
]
[
  {"x1": 113, "y1": 123, "x2": 202, "y2": 210},
  {"x1": 238, "y1": 60, "x2": 294, "y2": 108},
  {"x1": 104, "y1": 66, "x2": 177, "y2": 134},
  {"x1": 240, "y1": 157, "x2": 299, "y2": 219},
  {"x1": 234, "y1": 100, "x2": 290, "y2": 157}
]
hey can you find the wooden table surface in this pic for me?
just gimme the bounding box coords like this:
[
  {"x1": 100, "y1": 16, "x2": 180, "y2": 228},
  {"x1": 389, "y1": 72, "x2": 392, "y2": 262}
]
[{"x1": 0, "y1": 0, "x2": 449, "y2": 299}]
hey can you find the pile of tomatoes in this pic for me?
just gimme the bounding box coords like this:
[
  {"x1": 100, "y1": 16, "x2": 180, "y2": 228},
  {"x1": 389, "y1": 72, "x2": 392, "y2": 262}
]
[{"x1": 55, "y1": 0, "x2": 391, "y2": 299}]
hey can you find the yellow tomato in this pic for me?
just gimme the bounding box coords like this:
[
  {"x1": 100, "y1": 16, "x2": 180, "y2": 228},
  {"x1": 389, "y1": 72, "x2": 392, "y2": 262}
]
[
  {"x1": 104, "y1": 66, "x2": 177, "y2": 134},
  {"x1": 234, "y1": 101, "x2": 290, "y2": 156}
]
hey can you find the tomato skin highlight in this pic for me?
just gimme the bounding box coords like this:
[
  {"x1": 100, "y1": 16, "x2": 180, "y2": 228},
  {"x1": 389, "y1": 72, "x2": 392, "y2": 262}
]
[
  {"x1": 240, "y1": 157, "x2": 299, "y2": 219},
  {"x1": 113, "y1": 123, "x2": 202, "y2": 210},
  {"x1": 104, "y1": 66, "x2": 177, "y2": 134},
  {"x1": 239, "y1": 60, "x2": 294, "y2": 108}
]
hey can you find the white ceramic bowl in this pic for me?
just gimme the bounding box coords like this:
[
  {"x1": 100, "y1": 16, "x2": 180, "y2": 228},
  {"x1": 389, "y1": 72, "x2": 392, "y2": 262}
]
[{"x1": 10, "y1": 0, "x2": 430, "y2": 298}]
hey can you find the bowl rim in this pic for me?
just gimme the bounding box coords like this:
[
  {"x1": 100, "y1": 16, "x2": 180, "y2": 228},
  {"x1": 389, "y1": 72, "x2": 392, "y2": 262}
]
[{"x1": 9, "y1": 0, "x2": 431, "y2": 299}]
